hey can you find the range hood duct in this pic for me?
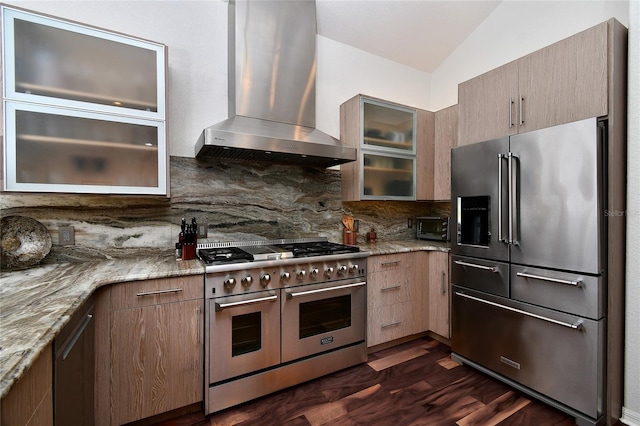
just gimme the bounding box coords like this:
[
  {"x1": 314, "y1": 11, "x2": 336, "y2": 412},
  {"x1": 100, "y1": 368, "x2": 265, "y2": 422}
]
[{"x1": 196, "y1": 0, "x2": 356, "y2": 167}]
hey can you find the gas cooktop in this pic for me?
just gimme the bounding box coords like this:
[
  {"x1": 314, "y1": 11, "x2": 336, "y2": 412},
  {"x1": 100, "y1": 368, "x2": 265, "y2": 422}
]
[{"x1": 197, "y1": 238, "x2": 361, "y2": 266}]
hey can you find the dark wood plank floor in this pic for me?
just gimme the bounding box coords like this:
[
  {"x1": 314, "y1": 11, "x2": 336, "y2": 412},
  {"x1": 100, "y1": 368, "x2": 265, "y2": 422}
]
[{"x1": 151, "y1": 336, "x2": 576, "y2": 426}]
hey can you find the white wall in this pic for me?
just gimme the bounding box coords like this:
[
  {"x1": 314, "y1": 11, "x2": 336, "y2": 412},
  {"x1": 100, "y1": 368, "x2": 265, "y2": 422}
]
[
  {"x1": 623, "y1": 1, "x2": 640, "y2": 424},
  {"x1": 430, "y1": 0, "x2": 630, "y2": 110}
]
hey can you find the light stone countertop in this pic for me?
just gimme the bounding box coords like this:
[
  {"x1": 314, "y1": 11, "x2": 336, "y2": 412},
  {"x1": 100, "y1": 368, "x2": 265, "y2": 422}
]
[
  {"x1": 0, "y1": 239, "x2": 449, "y2": 399},
  {"x1": 0, "y1": 254, "x2": 204, "y2": 399}
]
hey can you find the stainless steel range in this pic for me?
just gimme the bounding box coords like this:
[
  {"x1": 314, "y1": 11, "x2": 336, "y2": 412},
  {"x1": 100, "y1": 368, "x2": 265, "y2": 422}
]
[{"x1": 198, "y1": 238, "x2": 369, "y2": 415}]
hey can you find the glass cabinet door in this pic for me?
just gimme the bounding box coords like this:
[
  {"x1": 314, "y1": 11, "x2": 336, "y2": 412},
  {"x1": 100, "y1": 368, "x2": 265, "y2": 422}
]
[
  {"x1": 359, "y1": 97, "x2": 417, "y2": 200},
  {"x1": 362, "y1": 152, "x2": 415, "y2": 199},
  {"x1": 4, "y1": 102, "x2": 167, "y2": 195},
  {"x1": 362, "y1": 98, "x2": 416, "y2": 154},
  {"x1": 2, "y1": 7, "x2": 165, "y2": 120}
]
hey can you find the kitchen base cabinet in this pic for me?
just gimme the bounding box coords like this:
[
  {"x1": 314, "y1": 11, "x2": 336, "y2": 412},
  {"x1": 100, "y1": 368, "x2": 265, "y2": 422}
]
[
  {"x1": 367, "y1": 253, "x2": 420, "y2": 347},
  {"x1": 428, "y1": 252, "x2": 450, "y2": 339},
  {"x1": 0, "y1": 345, "x2": 53, "y2": 426},
  {"x1": 96, "y1": 275, "x2": 203, "y2": 426}
]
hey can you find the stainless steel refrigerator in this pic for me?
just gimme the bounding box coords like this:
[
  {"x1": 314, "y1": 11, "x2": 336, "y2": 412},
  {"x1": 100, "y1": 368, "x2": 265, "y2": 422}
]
[{"x1": 450, "y1": 117, "x2": 607, "y2": 426}]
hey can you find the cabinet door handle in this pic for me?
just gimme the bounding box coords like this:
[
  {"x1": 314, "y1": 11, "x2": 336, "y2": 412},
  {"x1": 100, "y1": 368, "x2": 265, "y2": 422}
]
[
  {"x1": 381, "y1": 321, "x2": 402, "y2": 329},
  {"x1": 381, "y1": 260, "x2": 401, "y2": 266},
  {"x1": 509, "y1": 97, "x2": 514, "y2": 128},
  {"x1": 196, "y1": 305, "x2": 201, "y2": 344},
  {"x1": 381, "y1": 285, "x2": 401, "y2": 292},
  {"x1": 62, "y1": 313, "x2": 93, "y2": 361},
  {"x1": 136, "y1": 288, "x2": 183, "y2": 297},
  {"x1": 441, "y1": 271, "x2": 446, "y2": 295},
  {"x1": 519, "y1": 96, "x2": 524, "y2": 125}
]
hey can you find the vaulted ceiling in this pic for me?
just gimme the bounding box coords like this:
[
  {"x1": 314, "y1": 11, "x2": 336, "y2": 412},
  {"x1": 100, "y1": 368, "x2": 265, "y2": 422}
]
[{"x1": 316, "y1": 0, "x2": 502, "y2": 73}]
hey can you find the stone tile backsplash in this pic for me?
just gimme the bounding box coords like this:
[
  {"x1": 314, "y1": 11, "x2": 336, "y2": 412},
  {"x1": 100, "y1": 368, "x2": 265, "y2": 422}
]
[{"x1": 0, "y1": 157, "x2": 450, "y2": 262}]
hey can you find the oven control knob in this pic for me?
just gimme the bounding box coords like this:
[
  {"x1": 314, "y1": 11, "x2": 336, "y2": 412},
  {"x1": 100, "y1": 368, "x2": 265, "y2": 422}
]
[
  {"x1": 337, "y1": 265, "x2": 348, "y2": 275},
  {"x1": 281, "y1": 271, "x2": 291, "y2": 282},
  {"x1": 260, "y1": 273, "x2": 271, "y2": 287},
  {"x1": 350, "y1": 264, "x2": 359, "y2": 274},
  {"x1": 224, "y1": 277, "x2": 236, "y2": 290},
  {"x1": 296, "y1": 270, "x2": 306, "y2": 280},
  {"x1": 324, "y1": 267, "x2": 334, "y2": 278},
  {"x1": 241, "y1": 275, "x2": 253, "y2": 287},
  {"x1": 309, "y1": 268, "x2": 319, "y2": 278}
]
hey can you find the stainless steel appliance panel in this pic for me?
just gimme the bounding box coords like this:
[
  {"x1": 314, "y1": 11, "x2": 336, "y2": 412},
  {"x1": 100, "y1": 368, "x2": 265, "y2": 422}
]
[
  {"x1": 451, "y1": 137, "x2": 509, "y2": 261},
  {"x1": 281, "y1": 279, "x2": 366, "y2": 363},
  {"x1": 452, "y1": 287, "x2": 604, "y2": 419},
  {"x1": 509, "y1": 118, "x2": 604, "y2": 274},
  {"x1": 451, "y1": 255, "x2": 509, "y2": 297},
  {"x1": 209, "y1": 290, "x2": 281, "y2": 383},
  {"x1": 511, "y1": 265, "x2": 605, "y2": 320}
]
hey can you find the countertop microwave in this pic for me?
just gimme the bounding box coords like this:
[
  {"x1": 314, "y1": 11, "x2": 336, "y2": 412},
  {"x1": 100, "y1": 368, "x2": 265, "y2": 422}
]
[{"x1": 416, "y1": 216, "x2": 450, "y2": 242}]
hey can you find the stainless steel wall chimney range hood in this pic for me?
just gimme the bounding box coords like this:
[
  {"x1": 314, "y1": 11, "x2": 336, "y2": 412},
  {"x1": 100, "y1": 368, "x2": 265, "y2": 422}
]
[{"x1": 195, "y1": 0, "x2": 356, "y2": 167}]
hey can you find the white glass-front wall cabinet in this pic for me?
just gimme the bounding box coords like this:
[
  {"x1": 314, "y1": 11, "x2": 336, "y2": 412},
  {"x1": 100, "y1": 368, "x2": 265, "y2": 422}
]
[
  {"x1": 1, "y1": 6, "x2": 168, "y2": 195},
  {"x1": 341, "y1": 96, "x2": 417, "y2": 201}
]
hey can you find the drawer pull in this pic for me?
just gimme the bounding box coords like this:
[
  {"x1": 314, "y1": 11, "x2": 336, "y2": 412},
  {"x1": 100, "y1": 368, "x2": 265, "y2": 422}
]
[
  {"x1": 441, "y1": 271, "x2": 446, "y2": 295},
  {"x1": 381, "y1": 321, "x2": 402, "y2": 329},
  {"x1": 381, "y1": 285, "x2": 401, "y2": 292},
  {"x1": 455, "y1": 291, "x2": 583, "y2": 330},
  {"x1": 516, "y1": 272, "x2": 582, "y2": 287},
  {"x1": 136, "y1": 288, "x2": 183, "y2": 297},
  {"x1": 454, "y1": 260, "x2": 498, "y2": 272},
  {"x1": 381, "y1": 260, "x2": 401, "y2": 266}
]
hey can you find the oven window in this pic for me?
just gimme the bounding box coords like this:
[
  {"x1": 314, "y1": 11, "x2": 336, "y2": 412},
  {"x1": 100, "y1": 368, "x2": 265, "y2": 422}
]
[
  {"x1": 299, "y1": 295, "x2": 351, "y2": 339},
  {"x1": 231, "y1": 312, "x2": 261, "y2": 356},
  {"x1": 459, "y1": 196, "x2": 490, "y2": 246}
]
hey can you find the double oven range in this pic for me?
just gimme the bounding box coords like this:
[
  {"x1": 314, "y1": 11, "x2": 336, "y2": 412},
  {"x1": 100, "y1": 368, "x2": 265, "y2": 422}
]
[{"x1": 198, "y1": 238, "x2": 369, "y2": 414}]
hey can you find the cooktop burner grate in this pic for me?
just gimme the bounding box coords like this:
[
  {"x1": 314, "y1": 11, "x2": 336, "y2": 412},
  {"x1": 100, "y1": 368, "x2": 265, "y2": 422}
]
[{"x1": 197, "y1": 238, "x2": 360, "y2": 265}]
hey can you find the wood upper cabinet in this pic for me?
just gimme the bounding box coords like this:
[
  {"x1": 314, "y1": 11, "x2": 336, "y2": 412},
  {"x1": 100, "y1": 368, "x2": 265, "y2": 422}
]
[
  {"x1": 105, "y1": 275, "x2": 203, "y2": 425},
  {"x1": 458, "y1": 20, "x2": 609, "y2": 146},
  {"x1": 433, "y1": 105, "x2": 458, "y2": 201},
  {"x1": 340, "y1": 94, "x2": 434, "y2": 201},
  {"x1": 428, "y1": 252, "x2": 450, "y2": 339},
  {"x1": 367, "y1": 252, "x2": 420, "y2": 347}
]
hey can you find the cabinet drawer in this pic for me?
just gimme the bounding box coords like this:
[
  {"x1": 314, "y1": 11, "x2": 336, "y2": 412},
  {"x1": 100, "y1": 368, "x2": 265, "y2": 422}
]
[
  {"x1": 368, "y1": 252, "x2": 413, "y2": 273},
  {"x1": 367, "y1": 301, "x2": 419, "y2": 347},
  {"x1": 111, "y1": 275, "x2": 203, "y2": 310},
  {"x1": 368, "y1": 269, "x2": 414, "y2": 307}
]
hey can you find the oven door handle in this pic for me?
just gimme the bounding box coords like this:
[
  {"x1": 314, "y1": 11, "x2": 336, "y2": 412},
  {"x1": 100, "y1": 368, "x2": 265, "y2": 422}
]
[
  {"x1": 215, "y1": 294, "x2": 278, "y2": 311},
  {"x1": 286, "y1": 281, "x2": 366, "y2": 299}
]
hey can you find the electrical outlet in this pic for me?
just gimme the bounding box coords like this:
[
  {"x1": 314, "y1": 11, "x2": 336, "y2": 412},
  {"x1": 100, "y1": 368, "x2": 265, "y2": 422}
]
[
  {"x1": 407, "y1": 218, "x2": 413, "y2": 229},
  {"x1": 59, "y1": 226, "x2": 75, "y2": 245},
  {"x1": 198, "y1": 223, "x2": 208, "y2": 238}
]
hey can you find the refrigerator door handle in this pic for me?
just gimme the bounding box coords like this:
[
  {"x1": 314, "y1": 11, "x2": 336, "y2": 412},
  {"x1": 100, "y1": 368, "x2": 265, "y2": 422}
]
[
  {"x1": 455, "y1": 291, "x2": 584, "y2": 330},
  {"x1": 508, "y1": 152, "x2": 519, "y2": 246},
  {"x1": 454, "y1": 260, "x2": 498, "y2": 272},
  {"x1": 498, "y1": 153, "x2": 506, "y2": 243},
  {"x1": 516, "y1": 272, "x2": 582, "y2": 287}
]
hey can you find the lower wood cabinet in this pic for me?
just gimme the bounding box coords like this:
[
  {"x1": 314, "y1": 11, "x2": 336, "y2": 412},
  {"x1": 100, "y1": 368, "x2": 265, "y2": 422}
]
[
  {"x1": 428, "y1": 252, "x2": 450, "y2": 339},
  {"x1": 1, "y1": 345, "x2": 53, "y2": 426},
  {"x1": 367, "y1": 252, "x2": 420, "y2": 347},
  {"x1": 367, "y1": 250, "x2": 451, "y2": 348},
  {"x1": 95, "y1": 275, "x2": 204, "y2": 426}
]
